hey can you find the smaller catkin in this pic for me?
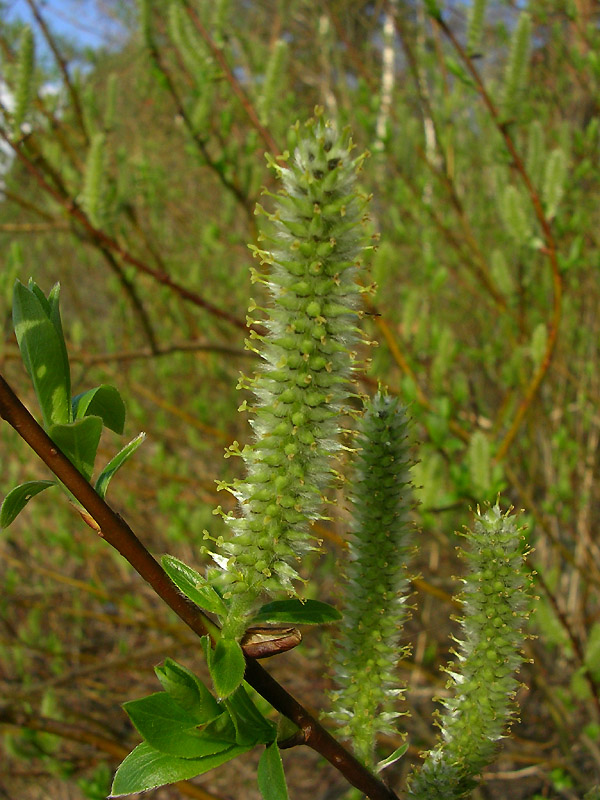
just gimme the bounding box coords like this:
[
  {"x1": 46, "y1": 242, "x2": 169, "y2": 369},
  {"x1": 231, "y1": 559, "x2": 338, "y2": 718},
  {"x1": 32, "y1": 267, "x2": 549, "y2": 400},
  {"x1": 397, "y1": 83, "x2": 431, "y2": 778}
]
[
  {"x1": 12, "y1": 26, "x2": 35, "y2": 137},
  {"x1": 257, "y1": 40, "x2": 289, "y2": 126},
  {"x1": 466, "y1": 0, "x2": 487, "y2": 56},
  {"x1": 408, "y1": 505, "x2": 530, "y2": 800},
  {"x1": 500, "y1": 12, "x2": 532, "y2": 121},
  {"x1": 82, "y1": 133, "x2": 107, "y2": 228},
  {"x1": 215, "y1": 115, "x2": 370, "y2": 642},
  {"x1": 330, "y1": 391, "x2": 413, "y2": 767}
]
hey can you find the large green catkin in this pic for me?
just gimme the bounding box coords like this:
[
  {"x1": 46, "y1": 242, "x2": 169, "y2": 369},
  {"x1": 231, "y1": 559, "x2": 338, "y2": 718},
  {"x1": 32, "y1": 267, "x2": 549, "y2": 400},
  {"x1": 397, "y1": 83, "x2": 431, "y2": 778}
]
[
  {"x1": 329, "y1": 391, "x2": 413, "y2": 767},
  {"x1": 216, "y1": 116, "x2": 370, "y2": 641},
  {"x1": 12, "y1": 26, "x2": 35, "y2": 138},
  {"x1": 409, "y1": 505, "x2": 530, "y2": 800}
]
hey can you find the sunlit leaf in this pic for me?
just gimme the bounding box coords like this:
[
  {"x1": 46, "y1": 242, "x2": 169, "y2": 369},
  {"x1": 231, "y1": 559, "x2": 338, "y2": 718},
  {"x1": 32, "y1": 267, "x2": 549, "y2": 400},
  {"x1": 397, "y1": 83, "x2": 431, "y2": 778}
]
[
  {"x1": 13, "y1": 280, "x2": 71, "y2": 428},
  {"x1": 154, "y1": 659, "x2": 222, "y2": 724},
  {"x1": 73, "y1": 385, "x2": 126, "y2": 434},
  {"x1": 162, "y1": 555, "x2": 227, "y2": 616},
  {"x1": 257, "y1": 743, "x2": 289, "y2": 800},
  {"x1": 110, "y1": 741, "x2": 251, "y2": 796},
  {"x1": 95, "y1": 432, "x2": 146, "y2": 499},
  {"x1": 0, "y1": 480, "x2": 56, "y2": 528},
  {"x1": 47, "y1": 416, "x2": 103, "y2": 481},
  {"x1": 252, "y1": 599, "x2": 341, "y2": 626},
  {"x1": 208, "y1": 638, "x2": 246, "y2": 699},
  {"x1": 123, "y1": 692, "x2": 231, "y2": 759}
]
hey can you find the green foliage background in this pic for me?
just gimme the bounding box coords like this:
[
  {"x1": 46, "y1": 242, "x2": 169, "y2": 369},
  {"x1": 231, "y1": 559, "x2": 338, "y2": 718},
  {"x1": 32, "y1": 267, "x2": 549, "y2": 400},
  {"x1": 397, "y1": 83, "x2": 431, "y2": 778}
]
[{"x1": 1, "y1": 1, "x2": 599, "y2": 797}]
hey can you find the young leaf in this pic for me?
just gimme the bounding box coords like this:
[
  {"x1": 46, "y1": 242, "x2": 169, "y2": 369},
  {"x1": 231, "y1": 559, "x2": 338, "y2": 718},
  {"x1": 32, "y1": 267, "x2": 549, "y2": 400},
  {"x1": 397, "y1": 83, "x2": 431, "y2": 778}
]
[
  {"x1": 13, "y1": 280, "x2": 71, "y2": 428},
  {"x1": 73, "y1": 385, "x2": 126, "y2": 434},
  {"x1": 0, "y1": 480, "x2": 56, "y2": 528},
  {"x1": 224, "y1": 685, "x2": 276, "y2": 746},
  {"x1": 95, "y1": 432, "x2": 146, "y2": 499},
  {"x1": 257, "y1": 743, "x2": 289, "y2": 800},
  {"x1": 154, "y1": 659, "x2": 222, "y2": 723},
  {"x1": 208, "y1": 638, "x2": 246, "y2": 699},
  {"x1": 122, "y1": 692, "x2": 231, "y2": 758},
  {"x1": 161, "y1": 555, "x2": 227, "y2": 616},
  {"x1": 376, "y1": 742, "x2": 409, "y2": 773},
  {"x1": 45, "y1": 283, "x2": 71, "y2": 406},
  {"x1": 110, "y1": 741, "x2": 251, "y2": 796},
  {"x1": 252, "y1": 599, "x2": 341, "y2": 626},
  {"x1": 47, "y1": 416, "x2": 103, "y2": 481}
]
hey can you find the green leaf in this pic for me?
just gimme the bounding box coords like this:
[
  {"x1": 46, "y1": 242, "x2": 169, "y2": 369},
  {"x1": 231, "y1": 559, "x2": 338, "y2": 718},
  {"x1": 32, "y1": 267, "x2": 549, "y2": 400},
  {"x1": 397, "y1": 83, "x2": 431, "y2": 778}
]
[
  {"x1": 13, "y1": 280, "x2": 71, "y2": 428},
  {"x1": 45, "y1": 283, "x2": 71, "y2": 402},
  {"x1": 154, "y1": 659, "x2": 222, "y2": 724},
  {"x1": 376, "y1": 742, "x2": 409, "y2": 773},
  {"x1": 110, "y1": 740, "x2": 251, "y2": 796},
  {"x1": 161, "y1": 555, "x2": 227, "y2": 616},
  {"x1": 47, "y1": 416, "x2": 103, "y2": 481},
  {"x1": 122, "y1": 692, "x2": 231, "y2": 758},
  {"x1": 444, "y1": 56, "x2": 475, "y2": 88},
  {"x1": 72, "y1": 385, "x2": 126, "y2": 434},
  {"x1": 208, "y1": 638, "x2": 246, "y2": 699},
  {"x1": 224, "y1": 686, "x2": 276, "y2": 746},
  {"x1": 252, "y1": 599, "x2": 341, "y2": 626},
  {"x1": 0, "y1": 480, "x2": 56, "y2": 528},
  {"x1": 257, "y1": 743, "x2": 289, "y2": 800},
  {"x1": 95, "y1": 432, "x2": 146, "y2": 499}
]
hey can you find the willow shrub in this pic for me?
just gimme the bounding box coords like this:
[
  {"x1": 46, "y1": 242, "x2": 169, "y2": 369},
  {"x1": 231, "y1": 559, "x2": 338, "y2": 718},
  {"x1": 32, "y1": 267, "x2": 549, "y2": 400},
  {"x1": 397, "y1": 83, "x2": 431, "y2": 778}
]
[{"x1": 1, "y1": 115, "x2": 533, "y2": 800}]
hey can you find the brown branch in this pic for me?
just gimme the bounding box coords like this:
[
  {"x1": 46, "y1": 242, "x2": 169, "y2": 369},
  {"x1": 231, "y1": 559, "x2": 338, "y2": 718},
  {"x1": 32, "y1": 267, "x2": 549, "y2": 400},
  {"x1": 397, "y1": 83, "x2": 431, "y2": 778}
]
[
  {"x1": 97, "y1": 245, "x2": 159, "y2": 354},
  {"x1": 0, "y1": 373, "x2": 399, "y2": 800},
  {"x1": 431, "y1": 13, "x2": 563, "y2": 463},
  {"x1": 0, "y1": 126, "x2": 257, "y2": 336},
  {"x1": 532, "y1": 566, "x2": 600, "y2": 718},
  {"x1": 141, "y1": 23, "x2": 254, "y2": 219},
  {"x1": 25, "y1": 0, "x2": 89, "y2": 143},
  {"x1": 182, "y1": 2, "x2": 281, "y2": 158},
  {"x1": 0, "y1": 708, "x2": 223, "y2": 800}
]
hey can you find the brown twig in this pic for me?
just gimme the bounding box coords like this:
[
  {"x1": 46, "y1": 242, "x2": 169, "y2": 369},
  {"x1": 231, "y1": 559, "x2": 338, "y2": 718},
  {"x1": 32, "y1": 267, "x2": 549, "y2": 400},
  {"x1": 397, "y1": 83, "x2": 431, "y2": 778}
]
[
  {"x1": 25, "y1": 0, "x2": 89, "y2": 143},
  {"x1": 0, "y1": 708, "x2": 222, "y2": 800},
  {"x1": 0, "y1": 373, "x2": 399, "y2": 800},
  {"x1": 140, "y1": 20, "x2": 254, "y2": 220},
  {"x1": 0, "y1": 126, "x2": 257, "y2": 336},
  {"x1": 532, "y1": 566, "x2": 600, "y2": 718},
  {"x1": 182, "y1": 2, "x2": 281, "y2": 158},
  {"x1": 431, "y1": 13, "x2": 563, "y2": 463}
]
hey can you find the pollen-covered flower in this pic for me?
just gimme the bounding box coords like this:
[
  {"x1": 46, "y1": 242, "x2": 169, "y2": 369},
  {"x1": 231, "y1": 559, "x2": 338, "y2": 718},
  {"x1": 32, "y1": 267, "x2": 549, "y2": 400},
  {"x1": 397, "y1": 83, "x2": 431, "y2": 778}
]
[{"x1": 216, "y1": 114, "x2": 371, "y2": 641}]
